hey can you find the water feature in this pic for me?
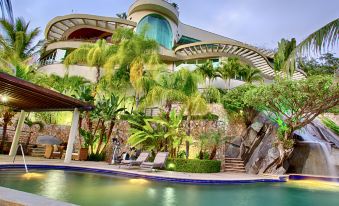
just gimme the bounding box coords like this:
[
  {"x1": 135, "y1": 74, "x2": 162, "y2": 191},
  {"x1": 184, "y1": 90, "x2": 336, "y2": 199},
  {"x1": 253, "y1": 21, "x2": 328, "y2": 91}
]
[
  {"x1": 12, "y1": 144, "x2": 28, "y2": 173},
  {"x1": 294, "y1": 122, "x2": 338, "y2": 177},
  {"x1": 0, "y1": 169, "x2": 339, "y2": 206}
]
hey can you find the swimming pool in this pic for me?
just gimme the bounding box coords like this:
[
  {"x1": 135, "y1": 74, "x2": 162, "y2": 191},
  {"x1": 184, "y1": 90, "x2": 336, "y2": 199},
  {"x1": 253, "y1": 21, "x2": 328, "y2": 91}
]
[{"x1": 0, "y1": 169, "x2": 339, "y2": 206}]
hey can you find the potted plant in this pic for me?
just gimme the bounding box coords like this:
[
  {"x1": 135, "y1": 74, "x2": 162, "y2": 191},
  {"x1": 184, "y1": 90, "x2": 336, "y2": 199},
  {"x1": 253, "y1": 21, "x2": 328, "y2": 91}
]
[{"x1": 79, "y1": 129, "x2": 93, "y2": 161}]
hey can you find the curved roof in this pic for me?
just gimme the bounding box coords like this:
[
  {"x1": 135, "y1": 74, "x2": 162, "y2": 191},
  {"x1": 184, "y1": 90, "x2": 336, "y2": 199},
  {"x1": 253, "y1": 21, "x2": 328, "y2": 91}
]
[
  {"x1": 128, "y1": 0, "x2": 179, "y2": 24},
  {"x1": 45, "y1": 14, "x2": 136, "y2": 41},
  {"x1": 175, "y1": 41, "x2": 306, "y2": 80}
]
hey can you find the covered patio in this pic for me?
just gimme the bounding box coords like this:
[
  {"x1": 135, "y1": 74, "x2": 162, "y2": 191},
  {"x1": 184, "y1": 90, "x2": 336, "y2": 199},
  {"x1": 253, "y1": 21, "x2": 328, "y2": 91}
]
[{"x1": 0, "y1": 72, "x2": 93, "y2": 163}]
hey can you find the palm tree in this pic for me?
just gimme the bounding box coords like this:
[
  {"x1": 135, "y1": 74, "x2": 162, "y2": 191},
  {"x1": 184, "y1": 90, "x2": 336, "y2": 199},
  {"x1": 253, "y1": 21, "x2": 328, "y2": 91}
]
[
  {"x1": 195, "y1": 60, "x2": 218, "y2": 87},
  {"x1": 274, "y1": 38, "x2": 297, "y2": 76},
  {"x1": 241, "y1": 65, "x2": 263, "y2": 84},
  {"x1": 217, "y1": 57, "x2": 242, "y2": 90},
  {"x1": 182, "y1": 94, "x2": 208, "y2": 159},
  {"x1": 142, "y1": 69, "x2": 201, "y2": 117},
  {"x1": 0, "y1": 17, "x2": 42, "y2": 60},
  {"x1": 64, "y1": 39, "x2": 117, "y2": 83},
  {"x1": 277, "y1": 18, "x2": 339, "y2": 77},
  {"x1": 0, "y1": 0, "x2": 13, "y2": 23},
  {"x1": 105, "y1": 28, "x2": 160, "y2": 108}
]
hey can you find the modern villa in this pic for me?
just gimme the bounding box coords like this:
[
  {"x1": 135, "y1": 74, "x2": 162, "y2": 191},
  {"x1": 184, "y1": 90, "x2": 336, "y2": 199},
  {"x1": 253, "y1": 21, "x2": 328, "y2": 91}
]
[{"x1": 39, "y1": 0, "x2": 306, "y2": 87}]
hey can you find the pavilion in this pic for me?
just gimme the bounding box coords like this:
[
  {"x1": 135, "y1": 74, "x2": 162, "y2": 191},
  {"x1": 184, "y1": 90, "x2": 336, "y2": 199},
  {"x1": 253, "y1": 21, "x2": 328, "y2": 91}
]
[{"x1": 0, "y1": 72, "x2": 93, "y2": 163}]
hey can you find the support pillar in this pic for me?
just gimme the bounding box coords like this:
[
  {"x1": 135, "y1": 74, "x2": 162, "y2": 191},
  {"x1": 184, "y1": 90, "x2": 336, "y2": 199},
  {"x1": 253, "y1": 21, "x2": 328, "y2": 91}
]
[
  {"x1": 9, "y1": 110, "x2": 26, "y2": 157},
  {"x1": 64, "y1": 108, "x2": 80, "y2": 163}
]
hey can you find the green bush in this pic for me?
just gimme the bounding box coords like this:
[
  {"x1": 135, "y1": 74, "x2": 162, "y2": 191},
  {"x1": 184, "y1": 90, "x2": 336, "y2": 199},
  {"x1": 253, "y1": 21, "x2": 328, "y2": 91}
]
[
  {"x1": 322, "y1": 117, "x2": 339, "y2": 135},
  {"x1": 166, "y1": 158, "x2": 221, "y2": 173}
]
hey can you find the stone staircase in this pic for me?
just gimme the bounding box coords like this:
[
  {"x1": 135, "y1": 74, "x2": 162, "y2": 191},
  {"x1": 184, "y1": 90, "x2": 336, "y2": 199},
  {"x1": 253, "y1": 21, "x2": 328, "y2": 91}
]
[
  {"x1": 31, "y1": 145, "x2": 45, "y2": 157},
  {"x1": 224, "y1": 158, "x2": 246, "y2": 173}
]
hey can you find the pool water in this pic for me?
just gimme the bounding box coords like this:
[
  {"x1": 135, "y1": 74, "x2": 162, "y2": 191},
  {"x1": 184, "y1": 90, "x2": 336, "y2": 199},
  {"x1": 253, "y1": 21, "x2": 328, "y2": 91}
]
[{"x1": 0, "y1": 170, "x2": 339, "y2": 206}]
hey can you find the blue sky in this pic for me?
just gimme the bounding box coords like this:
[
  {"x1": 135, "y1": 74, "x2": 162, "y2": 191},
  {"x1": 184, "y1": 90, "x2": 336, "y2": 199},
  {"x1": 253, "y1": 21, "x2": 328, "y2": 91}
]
[{"x1": 13, "y1": 0, "x2": 339, "y2": 55}]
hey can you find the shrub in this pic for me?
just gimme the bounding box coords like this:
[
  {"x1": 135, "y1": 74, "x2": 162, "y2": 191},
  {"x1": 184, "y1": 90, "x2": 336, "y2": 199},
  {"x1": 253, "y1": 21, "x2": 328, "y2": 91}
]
[
  {"x1": 88, "y1": 153, "x2": 105, "y2": 161},
  {"x1": 322, "y1": 117, "x2": 339, "y2": 135},
  {"x1": 166, "y1": 158, "x2": 221, "y2": 173}
]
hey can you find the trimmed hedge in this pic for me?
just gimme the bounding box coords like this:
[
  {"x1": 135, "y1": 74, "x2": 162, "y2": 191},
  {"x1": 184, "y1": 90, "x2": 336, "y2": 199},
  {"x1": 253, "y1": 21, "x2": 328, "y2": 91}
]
[{"x1": 166, "y1": 158, "x2": 221, "y2": 173}]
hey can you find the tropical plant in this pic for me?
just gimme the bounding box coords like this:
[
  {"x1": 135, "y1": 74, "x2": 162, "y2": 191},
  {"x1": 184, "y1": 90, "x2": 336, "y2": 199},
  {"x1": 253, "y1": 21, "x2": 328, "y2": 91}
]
[
  {"x1": 0, "y1": 17, "x2": 42, "y2": 60},
  {"x1": 222, "y1": 84, "x2": 257, "y2": 126},
  {"x1": 105, "y1": 28, "x2": 160, "y2": 107},
  {"x1": 275, "y1": 18, "x2": 339, "y2": 77},
  {"x1": 201, "y1": 86, "x2": 221, "y2": 103},
  {"x1": 0, "y1": 0, "x2": 13, "y2": 23},
  {"x1": 64, "y1": 39, "x2": 117, "y2": 83},
  {"x1": 142, "y1": 69, "x2": 202, "y2": 116},
  {"x1": 128, "y1": 111, "x2": 188, "y2": 157},
  {"x1": 241, "y1": 65, "x2": 263, "y2": 84},
  {"x1": 299, "y1": 53, "x2": 339, "y2": 76},
  {"x1": 217, "y1": 57, "x2": 243, "y2": 90},
  {"x1": 245, "y1": 75, "x2": 339, "y2": 170},
  {"x1": 80, "y1": 94, "x2": 125, "y2": 157},
  {"x1": 195, "y1": 60, "x2": 218, "y2": 86},
  {"x1": 321, "y1": 117, "x2": 339, "y2": 135}
]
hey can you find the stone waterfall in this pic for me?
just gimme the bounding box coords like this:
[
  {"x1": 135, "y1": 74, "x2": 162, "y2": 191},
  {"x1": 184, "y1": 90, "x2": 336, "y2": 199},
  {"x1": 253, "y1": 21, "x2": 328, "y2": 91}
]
[{"x1": 224, "y1": 114, "x2": 339, "y2": 176}]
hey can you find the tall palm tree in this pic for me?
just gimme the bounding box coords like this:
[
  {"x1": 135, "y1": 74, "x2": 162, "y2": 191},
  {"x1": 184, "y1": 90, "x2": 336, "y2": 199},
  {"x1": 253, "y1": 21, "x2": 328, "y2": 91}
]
[
  {"x1": 217, "y1": 57, "x2": 242, "y2": 90},
  {"x1": 142, "y1": 69, "x2": 202, "y2": 116},
  {"x1": 195, "y1": 60, "x2": 218, "y2": 87},
  {"x1": 64, "y1": 39, "x2": 117, "y2": 83},
  {"x1": 241, "y1": 65, "x2": 263, "y2": 84},
  {"x1": 278, "y1": 18, "x2": 339, "y2": 77},
  {"x1": 0, "y1": 0, "x2": 13, "y2": 23},
  {"x1": 182, "y1": 94, "x2": 208, "y2": 159},
  {"x1": 0, "y1": 17, "x2": 42, "y2": 60},
  {"x1": 105, "y1": 28, "x2": 160, "y2": 107}
]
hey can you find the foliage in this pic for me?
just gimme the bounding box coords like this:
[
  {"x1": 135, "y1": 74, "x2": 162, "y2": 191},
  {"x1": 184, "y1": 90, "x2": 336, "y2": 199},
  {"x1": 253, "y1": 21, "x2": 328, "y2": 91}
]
[
  {"x1": 0, "y1": 0, "x2": 13, "y2": 23},
  {"x1": 64, "y1": 39, "x2": 116, "y2": 82},
  {"x1": 222, "y1": 84, "x2": 257, "y2": 126},
  {"x1": 105, "y1": 28, "x2": 160, "y2": 106},
  {"x1": 276, "y1": 18, "x2": 339, "y2": 77},
  {"x1": 127, "y1": 111, "x2": 188, "y2": 157},
  {"x1": 274, "y1": 38, "x2": 297, "y2": 75},
  {"x1": 0, "y1": 106, "x2": 15, "y2": 153},
  {"x1": 245, "y1": 75, "x2": 339, "y2": 147},
  {"x1": 299, "y1": 53, "x2": 339, "y2": 76},
  {"x1": 241, "y1": 65, "x2": 263, "y2": 83},
  {"x1": 166, "y1": 158, "x2": 221, "y2": 173},
  {"x1": 195, "y1": 60, "x2": 218, "y2": 86},
  {"x1": 321, "y1": 117, "x2": 339, "y2": 135},
  {"x1": 197, "y1": 130, "x2": 224, "y2": 160},
  {"x1": 217, "y1": 57, "x2": 243, "y2": 89},
  {"x1": 201, "y1": 86, "x2": 221, "y2": 103},
  {"x1": 0, "y1": 17, "x2": 42, "y2": 60}
]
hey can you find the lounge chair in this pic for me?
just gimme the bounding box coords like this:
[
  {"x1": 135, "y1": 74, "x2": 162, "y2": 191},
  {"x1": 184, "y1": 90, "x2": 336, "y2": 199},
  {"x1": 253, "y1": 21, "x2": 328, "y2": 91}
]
[
  {"x1": 119, "y1": 152, "x2": 149, "y2": 168},
  {"x1": 140, "y1": 152, "x2": 169, "y2": 170}
]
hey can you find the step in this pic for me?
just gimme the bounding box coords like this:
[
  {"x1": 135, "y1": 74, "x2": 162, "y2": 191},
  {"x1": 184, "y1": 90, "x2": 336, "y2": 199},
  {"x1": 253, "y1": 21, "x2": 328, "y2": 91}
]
[
  {"x1": 225, "y1": 160, "x2": 244, "y2": 164},
  {"x1": 224, "y1": 168, "x2": 246, "y2": 172},
  {"x1": 224, "y1": 165, "x2": 245, "y2": 169}
]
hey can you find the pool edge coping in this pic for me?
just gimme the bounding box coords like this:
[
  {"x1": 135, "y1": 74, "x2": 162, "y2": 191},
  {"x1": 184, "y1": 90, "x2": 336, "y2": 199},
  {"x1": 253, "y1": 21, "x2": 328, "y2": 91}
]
[{"x1": 0, "y1": 164, "x2": 287, "y2": 184}]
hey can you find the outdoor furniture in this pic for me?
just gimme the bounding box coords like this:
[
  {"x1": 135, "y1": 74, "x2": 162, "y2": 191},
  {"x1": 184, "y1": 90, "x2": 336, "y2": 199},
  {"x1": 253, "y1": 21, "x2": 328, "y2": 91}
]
[
  {"x1": 140, "y1": 152, "x2": 169, "y2": 170},
  {"x1": 119, "y1": 152, "x2": 150, "y2": 168},
  {"x1": 44, "y1": 145, "x2": 65, "y2": 159}
]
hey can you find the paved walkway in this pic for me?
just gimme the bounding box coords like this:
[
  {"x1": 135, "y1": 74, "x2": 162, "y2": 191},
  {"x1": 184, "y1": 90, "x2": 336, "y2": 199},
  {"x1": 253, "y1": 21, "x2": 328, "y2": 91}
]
[{"x1": 0, "y1": 155, "x2": 283, "y2": 182}]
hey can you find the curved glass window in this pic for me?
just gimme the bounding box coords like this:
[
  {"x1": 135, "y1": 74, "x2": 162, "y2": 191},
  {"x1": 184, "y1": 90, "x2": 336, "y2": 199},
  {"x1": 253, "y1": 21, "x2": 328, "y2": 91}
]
[{"x1": 137, "y1": 14, "x2": 173, "y2": 49}]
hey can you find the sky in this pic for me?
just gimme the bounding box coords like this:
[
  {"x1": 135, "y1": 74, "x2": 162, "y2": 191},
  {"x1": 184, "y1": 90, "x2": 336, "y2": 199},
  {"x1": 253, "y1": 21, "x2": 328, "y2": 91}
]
[{"x1": 12, "y1": 0, "x2": 339, "y2": 56}]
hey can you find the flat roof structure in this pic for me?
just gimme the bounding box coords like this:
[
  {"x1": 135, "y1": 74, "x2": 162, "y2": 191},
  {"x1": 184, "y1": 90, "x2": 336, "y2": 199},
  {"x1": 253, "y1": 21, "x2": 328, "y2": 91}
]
[{"x1": 0, "y1": 72, "x2": 93, "y2": 112}]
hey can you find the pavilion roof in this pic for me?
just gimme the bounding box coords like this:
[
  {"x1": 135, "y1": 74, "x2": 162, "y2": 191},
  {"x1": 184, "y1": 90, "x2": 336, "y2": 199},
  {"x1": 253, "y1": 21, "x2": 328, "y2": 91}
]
[{"x1": 0, "y1": 72, "x2": 93, "y2": 112}]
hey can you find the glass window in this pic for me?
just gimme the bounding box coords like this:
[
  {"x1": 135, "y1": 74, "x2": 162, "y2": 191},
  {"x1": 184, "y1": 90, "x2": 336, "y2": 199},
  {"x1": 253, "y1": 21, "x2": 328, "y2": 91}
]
[{"x1": 137, "y1": 14, "x2": 173, "y2": 49}]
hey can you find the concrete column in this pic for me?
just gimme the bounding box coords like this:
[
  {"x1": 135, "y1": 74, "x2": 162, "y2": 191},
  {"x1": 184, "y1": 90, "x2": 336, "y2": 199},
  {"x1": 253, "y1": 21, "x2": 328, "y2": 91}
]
[
  {"x1": 9, "y1": 110, "x2": 26, "y2": 157},
  {"x1": 64, "y1": 108, "x2": 80, "y2": 163}
]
